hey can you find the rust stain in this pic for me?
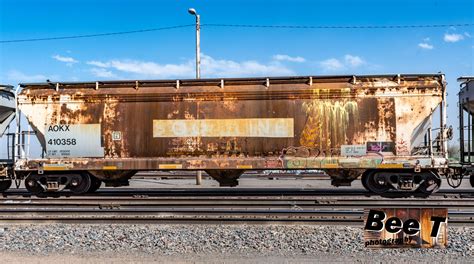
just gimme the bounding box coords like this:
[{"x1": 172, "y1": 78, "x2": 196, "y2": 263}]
[
  {"x1": 102, "y1": 97, "x2": 129, "y2": 158},
  {"x1": 300, "y1": 98, "x2": 359, "y2": 150}
]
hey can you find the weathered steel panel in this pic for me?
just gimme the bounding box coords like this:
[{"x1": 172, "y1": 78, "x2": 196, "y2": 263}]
[{"x1": 16, "y1": 75, "x2": 446, "y2": 171}]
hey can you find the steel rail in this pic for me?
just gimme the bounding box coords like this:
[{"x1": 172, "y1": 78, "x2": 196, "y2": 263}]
[
  {"x1": 0, "y1": 198, "x2": 474, "y2": 207},
  {"x1": 0, "y1": 189, "x2": 473, "y2": 224},
  {"x1": 0, "y1": 210, "x2": 471, "y2": 225},
  {"x1": 2, "y1": 188, "x2": 474, "y2": 197},
  {"x1": 0, "y1": 196, "x2": 472, "y2": 224}
]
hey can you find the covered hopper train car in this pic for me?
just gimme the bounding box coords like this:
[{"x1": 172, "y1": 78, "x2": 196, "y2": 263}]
[
  {"x1": 0, "y1": 73, "x2": 470, "y2": 196},
  {"x1": 458, "y1": 76, "x2": 474, "y2": 187}
]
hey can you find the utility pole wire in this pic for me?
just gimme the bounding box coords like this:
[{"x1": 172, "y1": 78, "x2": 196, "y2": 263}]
[
  {"x1": 1, "y1": 23, "x2": 472, "y2": 43},
  {"x1": 0, "y1": 24, "x2": 195, "y2": 43},
  {"x1": 204, "y1": 23, "x2": 474, "y2": 29}
]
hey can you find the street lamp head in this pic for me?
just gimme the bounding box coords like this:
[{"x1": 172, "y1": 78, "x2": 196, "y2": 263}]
[{"x1": 188, "y1": 8, "x2": 197, "y2": 16}]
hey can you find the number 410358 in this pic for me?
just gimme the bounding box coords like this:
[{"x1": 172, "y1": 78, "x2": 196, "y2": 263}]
[{"x1": 47, "y1": 138, "x2": 77, "y2": 145}]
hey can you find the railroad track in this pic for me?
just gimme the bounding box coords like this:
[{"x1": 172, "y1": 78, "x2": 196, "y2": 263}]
[
  {"x1": 0, "y1": 189, "x2": 473, "y2": 224},
  {"x1": 3, "y1": 188, "x2": 474, "y2": 197}
]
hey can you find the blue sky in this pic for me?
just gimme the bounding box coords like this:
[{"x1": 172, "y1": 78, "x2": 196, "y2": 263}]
[{"x1": 0, "y1": 0, "x2": 473, "y2": 129}]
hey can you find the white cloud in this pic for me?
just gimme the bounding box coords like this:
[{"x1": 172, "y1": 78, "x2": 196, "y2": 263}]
[
  {"x1": 100, "y1": 60, "x2": 193, "y2": 77},
  {"x1": 465, "y1": 32, "x2": 472, "y2": 38},
  {"x1": 201, "y1": 54, "x2": 293, "y2": 76},
  {"x1": 418, "y1": 43, "x2": 434, "y2": 50},
  {"x1": 90, "y1": 68, "x2": 116, "y2": 78},
  {"x1": 444, "y1": 33, "x2": 464, "y2": 43},
  {"x1": 52, "y1": 54, "x2": 78, "y2": 65},
  {"x1": 6, "y1": 70, "x2": 51, "y2": 82},
  {"x1": 87, "y1": 61, "x2": 110, "y2": 68},
  {"x1": 320, "y1": 58, "x2": 344, "y2": 71},
  {"x1": 87, "y1": 54, "x2": 293, "y2": 78},
  {"x1": 272, "y1": 54, "x2": 306, "y2": 63},
  {"x1": 423, "y1": 37, "x2": 430, "y2": 42},
  {"x1": 319, "y1": 54, "x2": 366, "y2": 72},
  {"x1": 344, "y1": 55, "x2": 365, "y2": 67}
]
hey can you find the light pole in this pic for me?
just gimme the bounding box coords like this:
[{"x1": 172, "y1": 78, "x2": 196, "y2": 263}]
[
  {"x1": 188, "y1": 8, "x2": 202, "y2": 185},
  {"x1": 188, "y1": 8, "x2": 201, "y2": 79}
]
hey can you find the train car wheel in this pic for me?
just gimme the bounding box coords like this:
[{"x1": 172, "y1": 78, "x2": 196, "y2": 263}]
[
  {"x1": 0, "y1": 178, "x2": 11, "y2": 192},
  {"x1": 87, "y1": 175, "x2": 102, "y2": 193},
  {"x1": 361, "y1": 170, "x2": 373, "y2": 191},
  {"x1": 470, "y1": 174, "x2": 474, "y2": 187},
  {"x1": 418, "y1": 172, "x2": 441, "y2": 194},
  {"x1": 362, "y1": 170, "x2": 390, "y2": 194},
  {"x1": 69, "y1": 173, "x2": 92, "y2": 194},
  {"x1": 25, "y1": 174, "x2": 45, "y2": 194}
]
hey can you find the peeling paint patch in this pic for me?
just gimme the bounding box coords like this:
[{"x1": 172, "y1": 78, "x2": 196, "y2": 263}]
[{"x1": 153, "y1": 118, "x2": 294, "y2": 138}]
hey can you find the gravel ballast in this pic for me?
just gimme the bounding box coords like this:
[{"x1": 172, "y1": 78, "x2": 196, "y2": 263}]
[{"x1": 0, "y1": 224, "x2": 473, "y2": 262}]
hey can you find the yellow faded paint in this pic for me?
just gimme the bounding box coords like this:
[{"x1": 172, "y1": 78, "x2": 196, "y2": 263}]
[
  {"x1": 153, "y1": 118, "x2": 294, "y2": 138},
  {"x1": 236, "y1": 165, "x2": 253, "y2": 169},
  {"x1": 158, "y1": 164, "x2": 183, "y2": 169},
  {"x1": 43, "y1": 164, "x2": 71, "y2": 171},
  {"x1": 102, "y1": 166, "x2": 117, "y2": 170},
  {"x1": 377, "y1": 163, "x2": 404, "y2": 169},
  {"x1": 322, "y1": 164, "x2": 339, "y2": 169}
]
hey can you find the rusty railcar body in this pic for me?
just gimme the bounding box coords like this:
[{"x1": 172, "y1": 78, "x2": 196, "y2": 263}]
[{"x1": 9, "y1": 74, "x2": 449, "y2": 194}]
